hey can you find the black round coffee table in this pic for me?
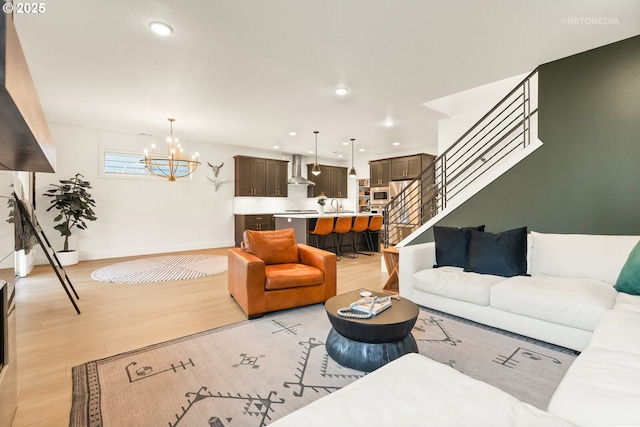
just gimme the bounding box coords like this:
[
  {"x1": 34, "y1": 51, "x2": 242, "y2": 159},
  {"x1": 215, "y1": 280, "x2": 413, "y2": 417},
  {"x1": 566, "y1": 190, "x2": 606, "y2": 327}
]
[{"x1": 324, "y1": 289, "x2": 419, "y2": 371}]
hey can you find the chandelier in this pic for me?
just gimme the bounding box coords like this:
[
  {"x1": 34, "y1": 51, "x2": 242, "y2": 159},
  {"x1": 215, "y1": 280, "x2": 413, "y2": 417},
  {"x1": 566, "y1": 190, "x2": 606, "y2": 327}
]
[{"x1": 142, "y1": 118, "x2": 200, "y2": 181}]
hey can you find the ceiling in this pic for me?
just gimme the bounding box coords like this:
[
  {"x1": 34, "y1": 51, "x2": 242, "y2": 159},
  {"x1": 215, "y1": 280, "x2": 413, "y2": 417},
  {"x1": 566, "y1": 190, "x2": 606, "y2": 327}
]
[{"x1": 13, "y1": 1, "x2": 640, "y2": 162}]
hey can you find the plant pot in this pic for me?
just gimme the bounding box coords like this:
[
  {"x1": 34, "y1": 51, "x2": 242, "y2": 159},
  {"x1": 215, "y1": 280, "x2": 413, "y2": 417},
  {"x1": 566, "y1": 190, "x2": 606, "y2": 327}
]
[{"x1": 56, "y1": 250, "x2": 79, "y2": 266}]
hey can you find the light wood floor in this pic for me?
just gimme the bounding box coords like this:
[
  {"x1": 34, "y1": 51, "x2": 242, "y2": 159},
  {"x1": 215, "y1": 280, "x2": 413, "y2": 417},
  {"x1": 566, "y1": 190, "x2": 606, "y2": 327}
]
[{"x1": 11, "y1": 248, "x2": 388, "y2": 427}]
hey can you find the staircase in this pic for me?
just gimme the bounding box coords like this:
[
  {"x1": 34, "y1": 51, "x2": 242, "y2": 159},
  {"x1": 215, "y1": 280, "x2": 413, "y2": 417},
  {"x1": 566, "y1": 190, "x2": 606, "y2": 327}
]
[{"x1": 384, "y1": 69, "x2": 540, "y2": 247}]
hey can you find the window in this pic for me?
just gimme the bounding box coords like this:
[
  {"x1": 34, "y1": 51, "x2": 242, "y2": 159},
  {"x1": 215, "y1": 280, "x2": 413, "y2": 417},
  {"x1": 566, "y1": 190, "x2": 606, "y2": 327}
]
[
  {"x1": 103, "y1": 151, "x2": 149, "y2": 176},
  {"x1": 101, "y1": 148, "x2": 196, "y2": 182}
]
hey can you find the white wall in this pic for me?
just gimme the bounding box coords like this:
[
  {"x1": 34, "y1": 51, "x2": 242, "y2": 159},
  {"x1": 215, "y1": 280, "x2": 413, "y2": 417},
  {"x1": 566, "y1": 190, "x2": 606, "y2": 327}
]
[
  {"x1": 426, "y1": 72, "x2": 530, "y2": 153},
  {"x1": 34, "y1": 124, "x2": 356, "y2": 263}
]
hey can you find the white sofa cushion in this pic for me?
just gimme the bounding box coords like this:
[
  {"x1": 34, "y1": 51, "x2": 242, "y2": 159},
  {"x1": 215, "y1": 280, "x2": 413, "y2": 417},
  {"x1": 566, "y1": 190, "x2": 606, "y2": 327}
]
[
  {"x1": 547, "y1": 347, "x2": 640, "y2": 426},
  {"x1": 588, "y1": 309, "x2": 640, "y2": 355},
  {"x1": 413, "y1": 266, "x2": 506, "y2": 306},
  {"x1": 270, "y1": 353, "x2": 576, "y2": 427},
  {"x1": 529, "y1": 232, "x2": 640, "y2": 284},
  {"x1": 490, "y1": 275, "x2": 617, "y2": 331},
  {"x1": 614, "y1": 292, "x2": 640, "y2": 313}
]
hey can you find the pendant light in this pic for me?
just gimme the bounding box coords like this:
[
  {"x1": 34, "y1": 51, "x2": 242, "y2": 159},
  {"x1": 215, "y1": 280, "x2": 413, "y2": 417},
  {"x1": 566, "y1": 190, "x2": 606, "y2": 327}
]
[
  {"x1": 311, "y1": 131, "x2": 321, "y2": 176},
  {"x1": 349, "y1": 138, "x2": 357, "y2": 178}
]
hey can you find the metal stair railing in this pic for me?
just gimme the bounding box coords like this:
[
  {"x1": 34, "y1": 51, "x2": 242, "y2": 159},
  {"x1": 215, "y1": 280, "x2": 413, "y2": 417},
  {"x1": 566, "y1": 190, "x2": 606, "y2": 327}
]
[{"x1": 384, "y1": 68, "x2": 538, "y2": 247}]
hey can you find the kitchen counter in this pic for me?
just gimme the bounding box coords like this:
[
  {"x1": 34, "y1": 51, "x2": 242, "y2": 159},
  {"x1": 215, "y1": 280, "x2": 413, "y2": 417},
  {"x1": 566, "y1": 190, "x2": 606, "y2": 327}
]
[
  {"x1": 273, "y1": 212, "x2": 369, "y2": 219},
  {"x1": 233, "y1": 210, "x2": 319, "y2": 216},
  {"x1": 274, "y1": 213, "x2": 382, "y2": 252},
  {"x1": 234, "y1": 212, "x2": 317, "y2": 244}
]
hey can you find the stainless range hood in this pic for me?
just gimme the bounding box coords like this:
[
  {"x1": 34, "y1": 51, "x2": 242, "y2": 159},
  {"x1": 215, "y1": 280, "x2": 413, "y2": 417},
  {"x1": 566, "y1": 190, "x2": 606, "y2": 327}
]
[
  {"x1": 288, "y1": 154, "x2": 315, "y2": 185},
  {"x1": 0, "y1": 13, "x2": 55, "y2": 172}
]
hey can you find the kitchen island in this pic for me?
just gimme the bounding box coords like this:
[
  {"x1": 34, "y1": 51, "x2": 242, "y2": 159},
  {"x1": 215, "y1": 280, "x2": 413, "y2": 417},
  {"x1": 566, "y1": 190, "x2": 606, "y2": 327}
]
[
  {"x1": 234, "y1": 210, "x2": 319, "y2": 247},
  {"x1": 274, "y1": 213, "x2": 382, "y2": 253}
]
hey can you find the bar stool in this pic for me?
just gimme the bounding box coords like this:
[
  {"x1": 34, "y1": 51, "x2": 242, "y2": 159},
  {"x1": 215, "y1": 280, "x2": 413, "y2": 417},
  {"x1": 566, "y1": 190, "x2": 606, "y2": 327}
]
[
  {"x1": 349, "y1": 216, "x2": 370, "y2": 257},
  {"x1": 309, "y1": 217, "x2": 336, "y2": 255},
  {"x1": 365, "y1": 215, "x2": 384, "y2": 254},
  {"x1": 333, "y1": 216, "x2": 356, "y2": 260}
]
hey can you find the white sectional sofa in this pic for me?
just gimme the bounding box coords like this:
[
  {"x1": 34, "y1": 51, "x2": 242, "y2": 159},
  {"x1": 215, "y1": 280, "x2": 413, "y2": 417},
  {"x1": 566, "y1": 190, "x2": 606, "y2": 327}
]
[
  {"x1": 270, "y1": 232, "x2": 640, "y2": 426},
  {"x1": 270, "y1": 353, "x2": 576, "y2": 427},
  {"x1": 399, "y1": 231, "x2": 639, "y2": 352},
  {"x1": 547, "y1": 298, "x2": 640, "y2": 426}
]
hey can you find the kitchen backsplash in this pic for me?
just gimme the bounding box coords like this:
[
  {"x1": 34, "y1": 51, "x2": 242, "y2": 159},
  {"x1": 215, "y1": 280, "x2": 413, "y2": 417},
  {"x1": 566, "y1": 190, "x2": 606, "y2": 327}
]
[{"x1": 233, "y1": 184, "x2": 352, "y2": 214}]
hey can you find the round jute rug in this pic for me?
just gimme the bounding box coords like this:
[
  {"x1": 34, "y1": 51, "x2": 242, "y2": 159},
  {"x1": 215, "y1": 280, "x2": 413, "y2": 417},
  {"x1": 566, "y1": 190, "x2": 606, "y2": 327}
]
[{"x1": 90, "y1": 254, "x2": 227, "y2": 284}]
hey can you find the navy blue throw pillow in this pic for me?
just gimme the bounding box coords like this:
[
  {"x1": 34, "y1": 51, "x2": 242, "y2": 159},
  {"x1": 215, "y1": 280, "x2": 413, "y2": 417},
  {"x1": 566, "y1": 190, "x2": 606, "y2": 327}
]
[
  {"x1": 433, "y1": 225, "x2": 486, "y2": 268},
  {"x1": 465, "y1": 227, "x2": 528, "y2": 277}
]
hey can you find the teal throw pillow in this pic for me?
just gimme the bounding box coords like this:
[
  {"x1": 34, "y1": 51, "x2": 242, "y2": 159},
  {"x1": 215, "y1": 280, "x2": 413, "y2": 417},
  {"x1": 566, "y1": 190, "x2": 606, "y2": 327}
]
[{"x1": 615, "y1": 241, "x2": 640, "y2": 295}]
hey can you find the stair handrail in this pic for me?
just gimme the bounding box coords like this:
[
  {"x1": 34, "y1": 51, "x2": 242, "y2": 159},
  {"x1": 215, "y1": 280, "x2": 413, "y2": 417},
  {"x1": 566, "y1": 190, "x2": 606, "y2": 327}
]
[
  {"x1": 438, "y1": 67, "x2": 539, "y2": 162},
  {"x1": 383, "y1": 68, "x2": 539, "y2": 247}
]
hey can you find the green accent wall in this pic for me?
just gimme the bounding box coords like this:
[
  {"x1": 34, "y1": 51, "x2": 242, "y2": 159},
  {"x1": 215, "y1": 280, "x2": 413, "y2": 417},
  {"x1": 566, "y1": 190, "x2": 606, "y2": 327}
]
[{"x1": 411, "y1": 35, "x2": 640, "y2": 244}]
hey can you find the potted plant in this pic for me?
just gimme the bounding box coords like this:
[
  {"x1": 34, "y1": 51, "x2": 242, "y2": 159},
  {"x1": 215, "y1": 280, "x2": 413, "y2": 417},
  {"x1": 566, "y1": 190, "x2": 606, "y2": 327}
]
[{"x1": 43, "y1": 173, "x2": 97, "y2": 266}]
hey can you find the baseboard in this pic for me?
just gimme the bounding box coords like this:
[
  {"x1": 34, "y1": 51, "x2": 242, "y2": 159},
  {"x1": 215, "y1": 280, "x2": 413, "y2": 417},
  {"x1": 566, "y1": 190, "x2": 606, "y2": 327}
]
[{"x1": 33, "y1": 240, "x2": 236, "y2": 265}]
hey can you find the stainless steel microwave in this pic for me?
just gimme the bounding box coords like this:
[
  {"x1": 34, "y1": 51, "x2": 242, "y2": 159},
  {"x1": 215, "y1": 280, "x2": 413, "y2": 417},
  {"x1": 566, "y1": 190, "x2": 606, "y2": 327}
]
[{"x1": 370, "y1": 187, "x2": 390, "y2": 205}]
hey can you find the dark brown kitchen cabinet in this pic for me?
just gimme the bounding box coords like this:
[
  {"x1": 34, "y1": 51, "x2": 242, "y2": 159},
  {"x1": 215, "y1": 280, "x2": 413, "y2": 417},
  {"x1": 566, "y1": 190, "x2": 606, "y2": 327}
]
[
  {"x1": 330, "y1": 166, "x2": 347, "y2": 198},
  {"x1": 307, "y1": 164, "x2": 330, "y2": 196},
  {"x1": 371, "y1": 154, "x2": 436, "y2": 183},
  {"x1": 234, "y1": 214, "x2": 275, "y2": 246},
  {"x1": 391, "y1": 154, "x2": 432, "y2": 180},
  {"x1": 235, "y1": 156, "x2": 265, "y2": 196},
  {"x1": 265, "y1": 159, "x2": 288, "y2": 197},
  {"x1": 306, "y1": 164, "x2": 348, "y2": 198},
  {"x1": 234, "y1": 156, "x2": 288, "y2": 197},
  {"x1": 369, "y1": 159, "x2": 391, "y2": 186}
]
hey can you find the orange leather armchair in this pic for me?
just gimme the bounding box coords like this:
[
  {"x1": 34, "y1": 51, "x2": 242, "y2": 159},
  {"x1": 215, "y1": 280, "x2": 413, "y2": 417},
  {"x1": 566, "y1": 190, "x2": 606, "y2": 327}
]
[{"x1": 228, "y1": 228, "x2": 337, "y2": 318}]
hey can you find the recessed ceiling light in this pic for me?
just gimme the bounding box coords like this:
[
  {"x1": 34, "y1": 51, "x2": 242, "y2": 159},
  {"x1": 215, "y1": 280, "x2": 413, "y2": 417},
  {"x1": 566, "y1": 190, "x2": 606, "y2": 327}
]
[
  {"x1": 342, "y1": 141, "x2": 349, "y2": 146},
  {"x1": 392, "y1": 142, "x2": 400, "y2": 146},
  {"x1": 359, "y1": 148, "x2": 366, "y2": 152},
  {"x1": 384, "y1": 120, "x2": 395, "y2": 127},
  {"x1": 289, "y1": 131, "x2": 297, "y2": 136},
  {"x1": 308, "y1": 150, "x2": 314, "y2": 154},
  {"x1": 149, "y1": 21, "x2": 173, "y2": 36},
  {"x1": 337, "y1": 154, "x2": 344, "y2": 158},
  {"x1": 335, "y1": 87, "x2": 350, "y2": 96},
  {"x1": 273, "y1": 145, "x2": 280, "y2": 149}
]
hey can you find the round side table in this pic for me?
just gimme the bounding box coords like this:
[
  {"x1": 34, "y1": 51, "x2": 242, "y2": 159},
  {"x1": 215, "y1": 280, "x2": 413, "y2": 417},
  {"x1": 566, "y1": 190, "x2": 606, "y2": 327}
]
[{"x1": 324, "y1": 290, "x2": 419, "y2": 371}]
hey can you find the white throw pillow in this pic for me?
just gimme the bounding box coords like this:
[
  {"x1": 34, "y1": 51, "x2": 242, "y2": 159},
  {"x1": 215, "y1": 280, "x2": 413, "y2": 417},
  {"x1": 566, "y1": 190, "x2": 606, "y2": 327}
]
[{"x1": 529, "y1": 232, "x2": 640, "y2": 284}]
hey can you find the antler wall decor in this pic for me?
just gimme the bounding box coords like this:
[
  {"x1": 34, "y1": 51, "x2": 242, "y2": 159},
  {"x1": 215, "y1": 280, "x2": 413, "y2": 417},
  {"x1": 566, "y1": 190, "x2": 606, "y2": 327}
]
[
  {"x1": 206, "y1": 161, "x2": 229, "y2": 191},
  {"x1": 208, "y1": 162, "x2": 224, "y2": 177}
]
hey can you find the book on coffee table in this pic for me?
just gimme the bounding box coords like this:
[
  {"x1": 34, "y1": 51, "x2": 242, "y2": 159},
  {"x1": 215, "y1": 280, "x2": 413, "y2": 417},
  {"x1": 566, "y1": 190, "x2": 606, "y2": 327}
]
[{"x1": 350, "y1": 297, "x2": 392, "y2": 315}]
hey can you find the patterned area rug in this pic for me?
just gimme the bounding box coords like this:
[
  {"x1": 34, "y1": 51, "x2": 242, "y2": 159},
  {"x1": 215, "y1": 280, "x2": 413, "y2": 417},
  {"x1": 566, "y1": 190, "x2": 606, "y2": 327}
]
[
  {"x1": 70, "y1": 304, "x2": 577, "y2": 427},
  {"x1": 90, "y1": 254, "x2": 227, "y2": 284}
]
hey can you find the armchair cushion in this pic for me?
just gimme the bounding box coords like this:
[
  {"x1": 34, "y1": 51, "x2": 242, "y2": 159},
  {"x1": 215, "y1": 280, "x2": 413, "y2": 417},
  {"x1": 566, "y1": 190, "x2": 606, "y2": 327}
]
[
  {"x1": 265, "y1": 263, "x2": 325, "y2": 290},
  {"x1": 243, "y1": 228, "x2": 299, "y2": 264}
]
